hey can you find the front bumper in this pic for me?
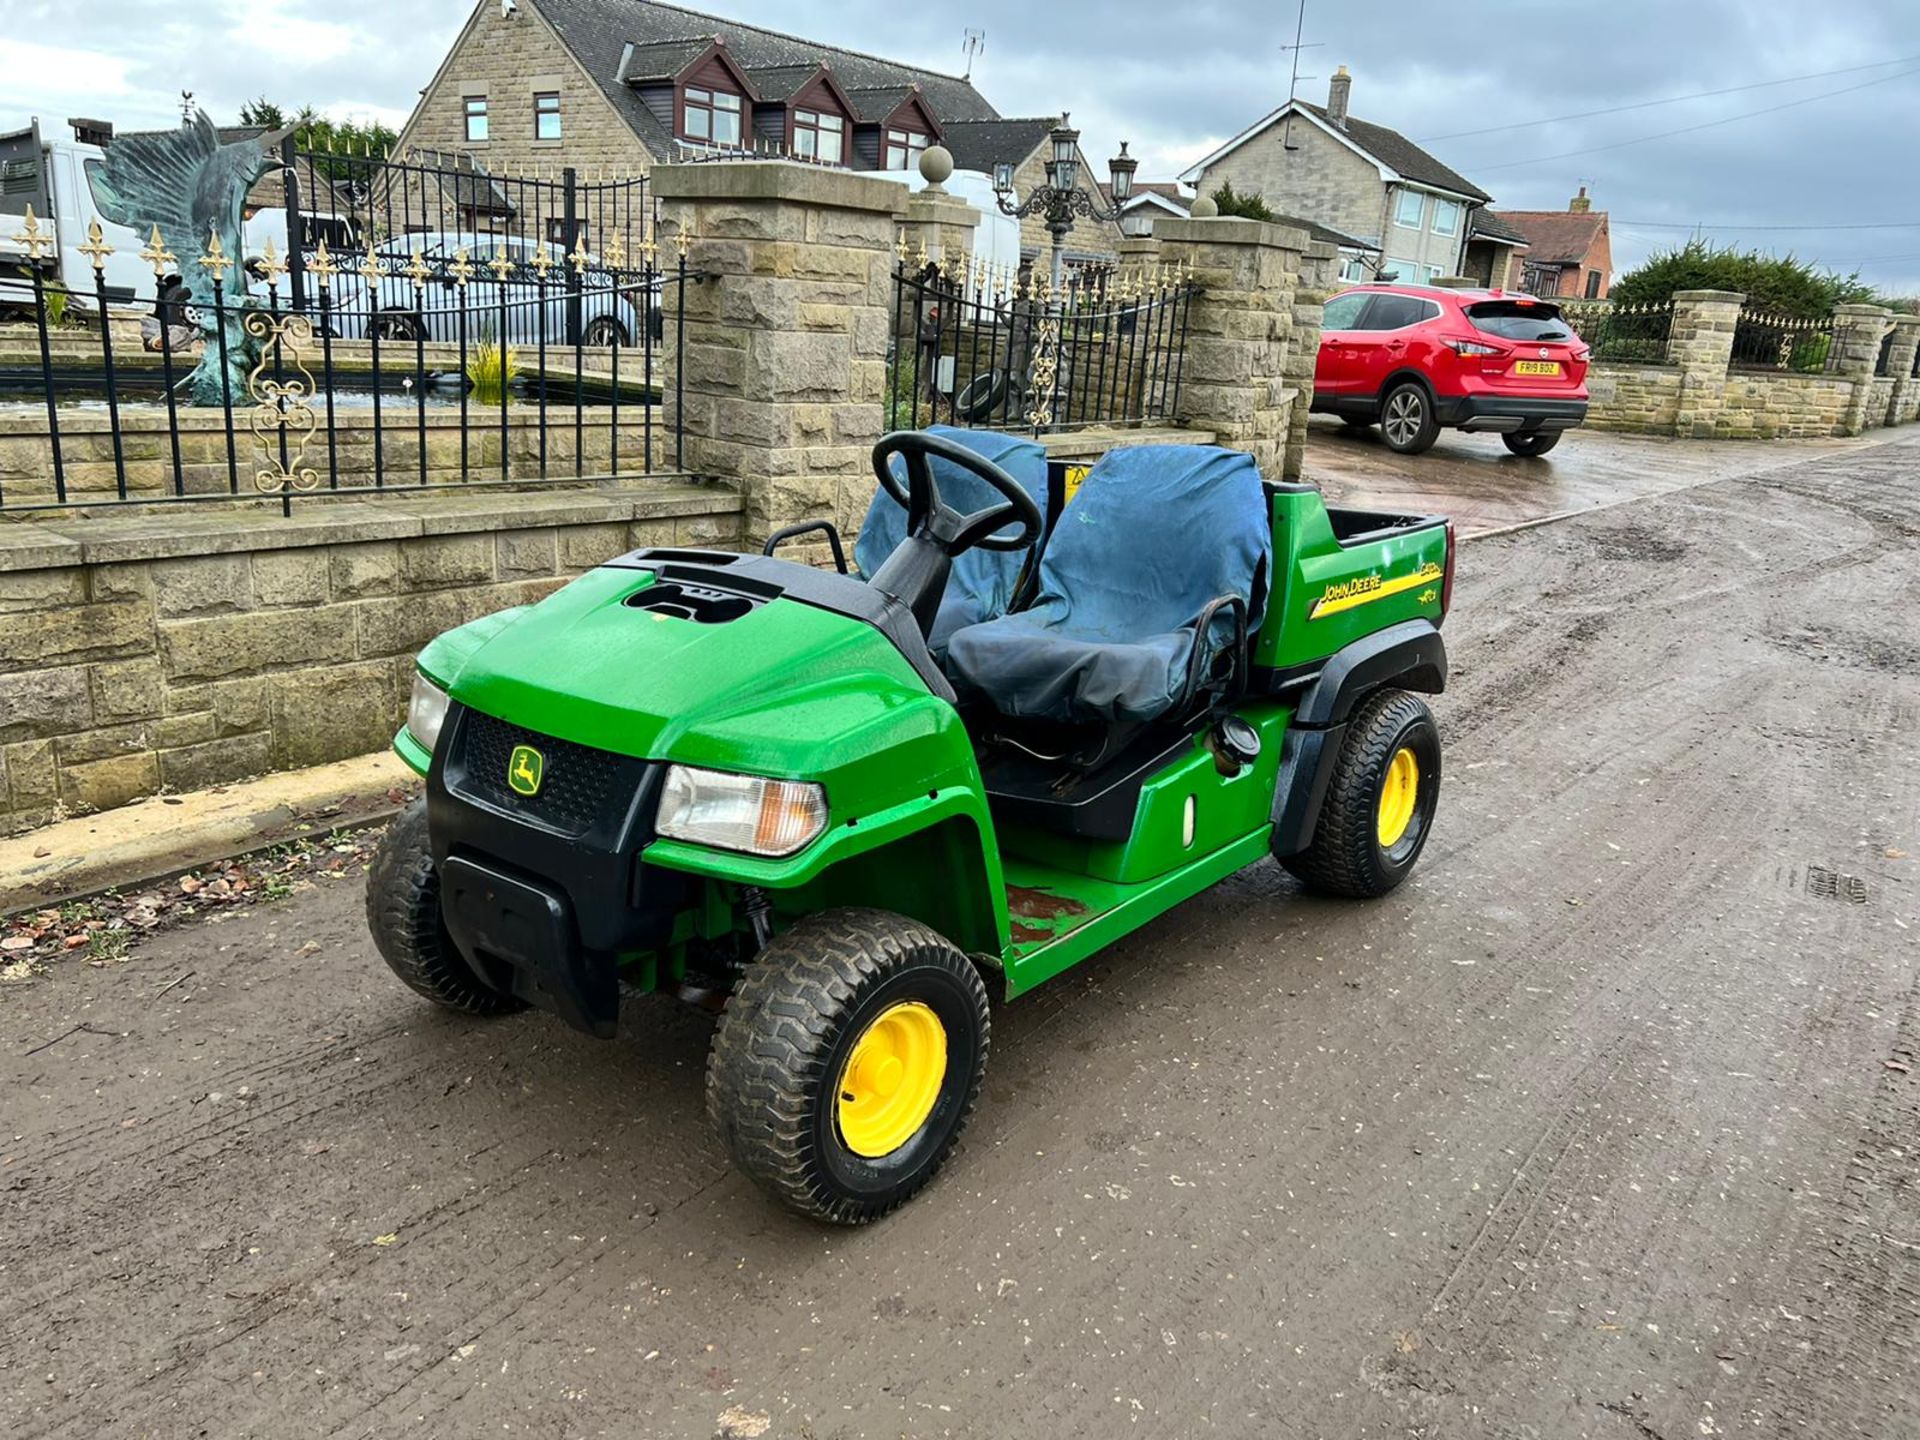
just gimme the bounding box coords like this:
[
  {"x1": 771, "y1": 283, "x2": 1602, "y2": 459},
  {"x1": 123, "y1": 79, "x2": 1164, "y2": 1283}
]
[
  {"x1": 427, "y1": 704, "x2": 687, "y2": 1037},
  {"x1": 1434, "y1": 395, "x2": 1589, "y2": 433}
]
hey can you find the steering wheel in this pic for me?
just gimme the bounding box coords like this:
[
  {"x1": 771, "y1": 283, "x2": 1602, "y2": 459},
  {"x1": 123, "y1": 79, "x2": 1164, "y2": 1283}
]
[{"x1": 872, "y1": 430, "x2": 1043, "y2": 558}]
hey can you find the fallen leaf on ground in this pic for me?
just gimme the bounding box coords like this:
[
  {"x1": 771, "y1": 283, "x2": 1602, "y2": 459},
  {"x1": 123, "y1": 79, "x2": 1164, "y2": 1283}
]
[
  {"x1": 1887, "y1": 847, "x2": 1908, "y2": 860},
  {"x1": 1886, "y1": 1059, "x2": 1912, "y2": 1074},
  {"x1": 372, "y1": 1233, "x2": 399, "y2": 1247}
]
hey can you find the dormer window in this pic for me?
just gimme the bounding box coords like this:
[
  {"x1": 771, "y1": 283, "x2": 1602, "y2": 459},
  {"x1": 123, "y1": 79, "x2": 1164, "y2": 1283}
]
[
  {"x1": 885, "y1": 126, "x2": 928, "y2": 170},
  {"x1": 684, "y1": 85, "x2": 742, "y2": 145},
  {"x1": 793, "y1": 108, "x2": 844, "y2": 164}
]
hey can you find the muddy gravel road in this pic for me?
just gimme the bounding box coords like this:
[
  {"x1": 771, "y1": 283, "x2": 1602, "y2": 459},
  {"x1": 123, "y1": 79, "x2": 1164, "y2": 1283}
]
[{"x1": 5, "y1": 437, "x2": 1918, "y2": 1440}]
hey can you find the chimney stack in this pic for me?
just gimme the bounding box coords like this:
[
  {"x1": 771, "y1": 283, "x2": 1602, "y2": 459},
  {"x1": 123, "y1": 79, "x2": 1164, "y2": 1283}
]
[
  {"x1": 1569, "y1": 185, "x2": 1592, "y2": 213},
  {"x1": 1326, "y1": 65, "x2": 1351, "y2": 129}
]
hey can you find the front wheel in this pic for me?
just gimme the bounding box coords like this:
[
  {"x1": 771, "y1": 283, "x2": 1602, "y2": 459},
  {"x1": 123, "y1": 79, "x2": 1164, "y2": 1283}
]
[
  {"x1": 1502, "y1": 431, "x2": 1561, "y2": 457},
  {"x1": 1379, "y1": 381, "x2": 1440, "y2": 455},
  {"x1": 706, "y1": 908, "x2": 990, "y2": 1224},
  {"x1": 581, "y1": 315, "x2": 629, "y2": 347},
  {"x1": 365, "y1": 800, "x2": 525, "y2": 1015},
  {"x1": 1281, "y1": 689, "x2": 1441, "y2": 898}
]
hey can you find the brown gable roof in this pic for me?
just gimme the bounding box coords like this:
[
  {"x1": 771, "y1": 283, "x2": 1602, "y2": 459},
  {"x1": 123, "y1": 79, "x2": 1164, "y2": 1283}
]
[{"x1": 1492, "y1": 209, "x2": 1607, "y2": 265}]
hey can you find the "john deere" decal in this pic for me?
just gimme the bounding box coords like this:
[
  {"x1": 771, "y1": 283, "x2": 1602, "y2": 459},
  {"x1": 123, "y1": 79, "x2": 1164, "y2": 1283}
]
[{"x1": 1310, "y1": 561, "x2": 1444, "y2": 620}]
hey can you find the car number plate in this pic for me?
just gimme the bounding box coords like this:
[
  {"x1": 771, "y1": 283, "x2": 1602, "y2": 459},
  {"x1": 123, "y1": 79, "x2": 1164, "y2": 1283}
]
[{"x1": 1514, "y1": 360, "x2": 1562, "y2": 376}]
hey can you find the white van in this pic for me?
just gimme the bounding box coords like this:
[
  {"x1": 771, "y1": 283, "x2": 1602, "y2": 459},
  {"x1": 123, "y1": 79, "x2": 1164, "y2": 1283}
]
[{"x1": 0, "y1": 119, "x2": 159, "y2": 312}]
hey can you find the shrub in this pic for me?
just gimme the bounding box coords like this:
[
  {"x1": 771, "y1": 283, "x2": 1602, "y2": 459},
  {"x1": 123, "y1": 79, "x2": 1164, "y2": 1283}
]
[
  {"x1": 1611, "y1": 240, "x2": 1873, "y2": 318},
  {"x1": 1210, "y1": 181, "x2": 1277, "y2": 223},
  {"x1": 466, "y1": 331, "x2": 519, "y2": 404}
]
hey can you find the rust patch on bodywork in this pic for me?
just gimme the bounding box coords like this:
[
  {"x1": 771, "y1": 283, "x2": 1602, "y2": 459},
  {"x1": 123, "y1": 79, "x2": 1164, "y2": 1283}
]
[{"x1": 1005, "y1": 884, "x2": 1090, "y2": 946}]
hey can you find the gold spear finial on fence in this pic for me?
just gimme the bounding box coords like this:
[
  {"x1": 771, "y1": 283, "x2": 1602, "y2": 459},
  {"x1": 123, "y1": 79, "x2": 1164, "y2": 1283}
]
[
  {"x1": 531, "y1": 243, "x2": 555, "y2": 280},
  {"x1": 449, "y1": 244, "x2": 475, "y2": 287},
  {"x1": 356, "y1": 247, "x2": 384, "y2": 286},
  {"x1": 12, "y1": 205, "x2": 54, "y2": 262},
  {"x1": 139, "y1": 223, "x2": 177, "y2": 280},
  {"x1": 488, "y1": 246, "x2": 515, "y2": 281},
  {"x1": 569, "y1": 234, "x2": 591, "y2": 276},
  {"x1": 257, "y1": 235, "x2": 289, "y2": 287},
  {"x1": 641, "y1": 223, "x2": 658, "y2": 267},
  {"x1": 310, "y1": 238, "x2": 339, "y2": 289},
  {"x1": 673, "y1": 225, "x2": 691, "y2": 260},
  {"x1": 405, "y1": 249, "x2": 433, "y2": 288},
  {"x1": 199, "y1": 226, "x2": 233, "y2": 282},
  {"x1": 604, "y1": 230, "x2": 627, "y2": 269},
  {"x1": 78, "y1": 218, "x2": 114, "y2": 274}
]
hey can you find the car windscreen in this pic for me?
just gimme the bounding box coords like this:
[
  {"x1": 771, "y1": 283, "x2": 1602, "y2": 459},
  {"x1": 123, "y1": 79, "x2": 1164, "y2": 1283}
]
[{"x1": 1467, "y1": 301, "x2": 1573, "y2": 341}]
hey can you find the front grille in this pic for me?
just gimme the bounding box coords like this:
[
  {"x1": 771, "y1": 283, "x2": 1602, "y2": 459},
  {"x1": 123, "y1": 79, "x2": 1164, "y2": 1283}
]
[{"x1": 456, "y1": 710, "x2": 625, "y2": 836}]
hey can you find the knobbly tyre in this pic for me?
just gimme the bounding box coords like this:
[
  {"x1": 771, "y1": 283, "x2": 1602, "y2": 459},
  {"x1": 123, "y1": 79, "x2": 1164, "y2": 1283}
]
[{"x1": 366, "y1": 427, "x2": 1454, "y2": 1223}]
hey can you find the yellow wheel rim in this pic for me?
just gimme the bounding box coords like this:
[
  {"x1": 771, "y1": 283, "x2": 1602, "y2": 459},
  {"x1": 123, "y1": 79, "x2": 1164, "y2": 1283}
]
[
  {"x1": 835, "y1": 1001, "x2": 948, "y2": 1158},
  {"x1": 1377, "y1": 747, "x2": 1421, "y2": 849}
]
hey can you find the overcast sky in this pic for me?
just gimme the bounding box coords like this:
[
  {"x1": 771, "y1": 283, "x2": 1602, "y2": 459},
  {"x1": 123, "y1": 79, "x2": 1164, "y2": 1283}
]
[{"x1": 6, "y1": 0, "x2": 1920, "y2": 290}]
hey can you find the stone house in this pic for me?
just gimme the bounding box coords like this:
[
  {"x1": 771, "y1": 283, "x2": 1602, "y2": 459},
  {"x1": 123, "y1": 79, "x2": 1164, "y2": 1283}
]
[
  {"x1": 390, "y1": 0, "x2": 1097, "y2": 256},
  {"x1": 1489, "y1": 189, "x2": 1614, "y2": 298},
  {"x1": 1461, "y1": 209, "x2": 1530, "y2": 288},
  {"x1": 1177, "y1": 66, "x2": 1491, "y2": 286}
]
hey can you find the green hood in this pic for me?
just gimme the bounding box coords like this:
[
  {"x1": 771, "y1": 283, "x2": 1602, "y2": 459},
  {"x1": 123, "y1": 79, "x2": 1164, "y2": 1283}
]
[{"x1": 420, "y1": 567, "x2": 954, "y2": 782}]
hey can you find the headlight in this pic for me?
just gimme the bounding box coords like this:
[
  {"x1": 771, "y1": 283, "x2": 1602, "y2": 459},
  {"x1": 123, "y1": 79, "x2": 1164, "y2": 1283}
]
[
  {"x1": 657, "y1": 765, "x2": 828, "y2": 857},
  {"x1": 407, "y1": 672, "x2": 452, "y2": 753}
]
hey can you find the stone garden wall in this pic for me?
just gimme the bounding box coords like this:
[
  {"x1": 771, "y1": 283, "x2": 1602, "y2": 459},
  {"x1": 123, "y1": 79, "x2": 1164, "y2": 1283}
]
[
  {"x1": 1581, "y1": 364, "x2": 1683, "y2": 435},
  {"x1": 0, "y1": 481, "x2": 740, "y2": 833}
]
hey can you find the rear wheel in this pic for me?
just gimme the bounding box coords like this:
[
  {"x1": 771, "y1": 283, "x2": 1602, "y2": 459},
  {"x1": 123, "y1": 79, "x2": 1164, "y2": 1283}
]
[
  {"x1": 1282, "y1": 689, "x2": 1441, "y2": 898},
  {"x1": 371, "y1": 310, "x2": 422, "y2": 343},
  {"x1": 1502, "y1": 431, "x2": 1561, "y2": 457},
  {"x1": 1380, "y1": 381, "x2": 1440, "y2": 455},
  {"x1": 365, "y1": 800, "x2": 525, "y2": 1016},
  {"x1": 707, "y1": 908, "x2": 990, "y2": 1224}
]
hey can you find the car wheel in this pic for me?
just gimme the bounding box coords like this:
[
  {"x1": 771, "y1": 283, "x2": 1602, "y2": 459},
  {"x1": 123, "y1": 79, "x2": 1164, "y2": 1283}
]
[
  {"x1": 364, "y1": 800, "x2": 526, "y2": 1016},
  {"x1": 1280, "y1": 688, "x2": 1441, "y2": 898},
  {"x1": 582, "y1": 316, "x2": 628, "y2": 347},
  {"x1": 955, "y1": 368, "x2": 1008, "y2": 421},
  {"x1": 1502, "y1": 431, "x2": 1561, "y2": 457},
  {"x1": 707, "y1": 908, "x2": 990, "y2": 1225},
  {"x1": 1379, "y1": 382, "x2": 1440, "y2": 455},
  {"x1": 371, "y1": 310, "x2": 422, "y2": 343}
]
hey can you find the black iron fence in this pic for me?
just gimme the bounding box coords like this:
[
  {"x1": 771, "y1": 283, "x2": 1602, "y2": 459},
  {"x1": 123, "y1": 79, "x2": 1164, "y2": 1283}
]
[
  {"x1": 0, "y1": 220, "x2": 693, "y2": 517},
  {"x1": 1559, "y1": 299, "x2": 1675, "y2": 365},
  {"x1": 1730, "y1": 307, "x2": 1837, "y2": 374},
  {"x1": 888, "y1": 249, "x2": 1196, "y2": 435},
  {"x1": 274, "y1": 141, "x2": 652, "y2": 329}
]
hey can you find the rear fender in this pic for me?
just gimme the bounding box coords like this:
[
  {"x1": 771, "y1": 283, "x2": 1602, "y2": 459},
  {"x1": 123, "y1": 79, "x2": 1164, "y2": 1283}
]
[{"x1": 1270, "y1": 620, "x2": 1446, "y2": 857}]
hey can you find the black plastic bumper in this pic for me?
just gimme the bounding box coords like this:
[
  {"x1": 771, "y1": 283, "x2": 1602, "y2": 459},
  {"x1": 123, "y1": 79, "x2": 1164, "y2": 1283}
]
[
  {"x1": 1433, "y1": 395, "x2": 1588, "y2": 433},
  {"x1": 427, "y1": 704, "x2": 686, "y2": 1038}
]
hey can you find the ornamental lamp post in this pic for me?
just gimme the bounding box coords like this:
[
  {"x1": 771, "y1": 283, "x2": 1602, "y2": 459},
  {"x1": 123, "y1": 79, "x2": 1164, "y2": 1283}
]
[{"x1": 990, "y1": 115, "x2": 1137, "y2": 429}]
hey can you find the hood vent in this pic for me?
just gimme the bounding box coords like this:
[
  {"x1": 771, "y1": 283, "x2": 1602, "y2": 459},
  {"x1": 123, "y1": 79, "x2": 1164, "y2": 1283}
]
[{"x1": 624, "y1": 579, "x2": 761, "y2": 624}]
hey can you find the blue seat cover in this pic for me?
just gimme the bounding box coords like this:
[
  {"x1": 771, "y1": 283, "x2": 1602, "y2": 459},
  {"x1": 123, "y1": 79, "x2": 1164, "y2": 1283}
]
[
  {"x1": 853, "y1": 425, "x2": 1049, "y2": 654},
  {"x1": 946, "y1": 445, "x2": 1272, "y2": 725}
]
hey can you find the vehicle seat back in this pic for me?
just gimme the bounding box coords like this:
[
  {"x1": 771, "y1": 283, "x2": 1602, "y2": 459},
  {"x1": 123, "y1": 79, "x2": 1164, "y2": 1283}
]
[
  {"x1": 945, "y1": 445, "x2": 1272, "y2": 725},
  {"x1": 853, "y1": 425, "x2": 1049, "y2": 654}
]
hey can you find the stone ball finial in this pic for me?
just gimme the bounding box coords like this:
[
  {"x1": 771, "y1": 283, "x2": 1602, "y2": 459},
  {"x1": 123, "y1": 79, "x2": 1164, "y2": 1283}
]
[
  {"x1": 1189, "y1": 194, "x2": 1219, "y2": 219},
  {"x1": 918, "y1": 144, "x2": 955, "y2": 191}
]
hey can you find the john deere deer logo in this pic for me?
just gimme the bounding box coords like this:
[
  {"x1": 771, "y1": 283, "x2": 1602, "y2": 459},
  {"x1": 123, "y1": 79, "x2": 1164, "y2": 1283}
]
[{"x1": 508, "y1": 744, "x2": 544, "y2": 797}]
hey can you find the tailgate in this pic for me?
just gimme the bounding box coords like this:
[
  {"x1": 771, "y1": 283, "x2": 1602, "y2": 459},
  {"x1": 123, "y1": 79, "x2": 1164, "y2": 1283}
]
[{"x1": 0, "y1": 122, "x2": 50, "y2": 226}]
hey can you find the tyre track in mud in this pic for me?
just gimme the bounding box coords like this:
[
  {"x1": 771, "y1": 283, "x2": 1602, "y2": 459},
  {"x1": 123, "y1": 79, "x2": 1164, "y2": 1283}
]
[{"x1": 4, "y1": 435, "x2": 1918, "y2": 1439}]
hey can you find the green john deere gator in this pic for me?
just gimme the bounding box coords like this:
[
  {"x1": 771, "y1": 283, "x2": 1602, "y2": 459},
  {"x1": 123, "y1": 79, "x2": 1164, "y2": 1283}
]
[{"x1": 367, "y1": 427, "x2": 1454, "y2": 1222}]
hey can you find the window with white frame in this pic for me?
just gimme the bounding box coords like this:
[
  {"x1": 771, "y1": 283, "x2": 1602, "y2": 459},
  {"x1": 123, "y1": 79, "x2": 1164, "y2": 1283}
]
[
  {"x1": 793, "y1": 108, "x2": 844, "y2": 164},
  {"x1": 885, "y1": 127, "x2": 929, "y2": 170},
  {"x1": 464, "y1": 97, "x2": 489, "y2": 142},
  {"x1": 1432, "y1": 198, "x2": 1460, "y2": 236},
  {"x1": 1393, "y1": 189, "x2": 1425, "y2": 229},
  {"x1": 683, "y1": 86, "x2": 742, "y2": 146},
  {"x1": 1339, "y1": 254, "x2": 1371, "y2": 282}
]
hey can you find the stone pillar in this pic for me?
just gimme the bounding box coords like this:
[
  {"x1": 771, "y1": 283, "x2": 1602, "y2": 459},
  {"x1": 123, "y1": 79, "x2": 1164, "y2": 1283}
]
[
  {"x1": 899, "y1": 186, "x2": 981, "y2": 272},
  {"x1": 1830, "y1": 303, "x2": 1895, "y2": 435},
  {"x1": 1299, "y1": 239, "x2": 1339, "y2": 293},
  {"x1": 1885, "y1": 315, "x2": 1920, "y2": 425},
  {"x1": 1115, "y1": 235, "x2": 1161, "y2": 272},
  {"x1": 651, "y1": 162, "x2": 903, "y2": 555},
  {"x1": 1153, "y1": 216, "x2": 1311, "y2": 479},
  {"x1": 1668, "y1": 289, "x2": 1742, "y2": 438}
]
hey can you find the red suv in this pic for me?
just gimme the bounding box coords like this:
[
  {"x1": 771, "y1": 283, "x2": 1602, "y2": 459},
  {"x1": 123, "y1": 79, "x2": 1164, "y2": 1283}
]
[{"x1": 1312, "y1": 285, "x2": 1590, "y2": 457}]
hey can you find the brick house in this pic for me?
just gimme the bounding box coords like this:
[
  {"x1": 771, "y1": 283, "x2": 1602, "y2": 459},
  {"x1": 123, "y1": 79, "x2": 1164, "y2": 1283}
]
[
  {"x1": 1177, "y1": 66, "x2": 1492, "y2": 286},
  {"x1": 1489, "y1": 188, "x2": 1614, "y2": 298},
  {"x1": 390, "y1": 0, "x2": 1117, "y2": 258}
]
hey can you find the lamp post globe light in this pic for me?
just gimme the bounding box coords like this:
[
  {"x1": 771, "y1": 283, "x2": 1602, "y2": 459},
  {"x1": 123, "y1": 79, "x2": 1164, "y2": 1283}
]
[{"x1": 990, "y1": 116, "x2": 1136, "y2": 428}]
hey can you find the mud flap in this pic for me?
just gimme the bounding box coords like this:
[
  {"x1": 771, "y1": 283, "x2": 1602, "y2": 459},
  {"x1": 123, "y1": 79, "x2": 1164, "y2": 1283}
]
[{"x1": 439, "y1": 855, "x2": 618, "y2": 1038}]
